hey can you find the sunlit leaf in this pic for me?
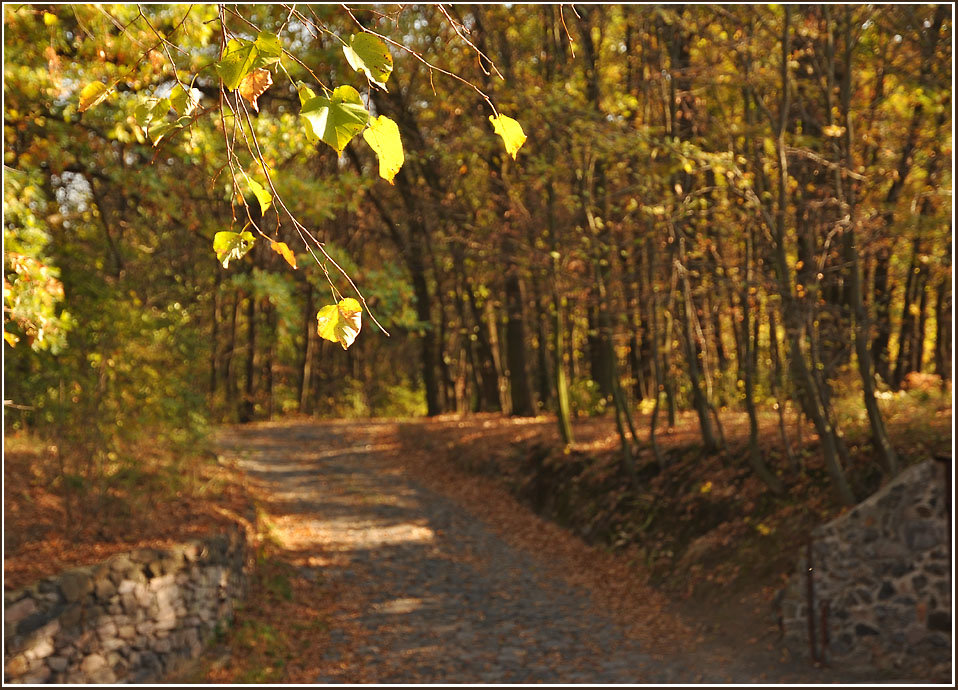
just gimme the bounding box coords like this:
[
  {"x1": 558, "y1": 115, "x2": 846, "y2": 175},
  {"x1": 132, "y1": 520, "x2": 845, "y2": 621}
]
[
  {"x1": 296, "y1": 82, "x2": 316, "y2": 106},
  {"x1": 239, "y1": 68, "x2": 272, "y2": 112},
  {"x1": 270, "y1": 241, "x2": 297, "y2": 269},
  {"x1": 316, "y1": 297, "x2": 362, "y2": 350},
  {"x1": 148, "y1": 121, "x2": 177, "y2": 145},
  {"x1": 215, "y1": 31, "x2": 282, "y2": 91},
  {"x1": 489, "y1": 114, "x2": 526, "y2": 159},
  {"x1": 78, "y1": 81, "x2": 110, "y2": 113},
  {"x1": 362, "y1": 115, "x2": 404, "y2": 183},
  {"x1": 300, "y1": 85, "x2": 369, "y2": 155},
  {"x1": 213, "y1": 230, "x2": 255, "y2": 268},
  {"x1": 169, "y1": 83, "x2": 197, "y2": 116},
  {"x1": 342, "y1": 33, "x2": 393, "y2": 90},
  {"x1": 4, "y1": 331, "x2": 19, "y2": 347},
  {"x1": 245, "y1": 176, "x2": 272, "y2": 214}
]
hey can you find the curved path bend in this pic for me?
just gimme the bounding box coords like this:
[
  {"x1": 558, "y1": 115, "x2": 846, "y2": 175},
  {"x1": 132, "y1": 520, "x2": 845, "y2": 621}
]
[{"x1": 216, "y1": 420, "x2": 903, "y2": 684}]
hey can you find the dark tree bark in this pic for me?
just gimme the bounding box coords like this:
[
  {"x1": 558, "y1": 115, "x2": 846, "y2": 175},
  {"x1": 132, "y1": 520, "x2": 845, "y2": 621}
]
[{"x1": 239, "y1": 290, "x2": 256, "y2": 424}]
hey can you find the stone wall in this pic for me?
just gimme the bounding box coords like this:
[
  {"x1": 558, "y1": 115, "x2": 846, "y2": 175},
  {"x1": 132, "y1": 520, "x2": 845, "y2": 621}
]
[
  {"x1": 4, "y1": 526, "x2": 250, "y2": 683},
  {"x1": 780, "y1": 459, "x2": 951, "y2": 679}
]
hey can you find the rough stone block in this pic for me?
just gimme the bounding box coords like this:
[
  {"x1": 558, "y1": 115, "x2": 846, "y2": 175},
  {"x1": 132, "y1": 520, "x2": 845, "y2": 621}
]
[
  {"x1": 24, "y1": 636, "x2": 55, "y2": 660},
  {"x1": 17, "y1": 666, "x2": 52, "y2": 684},
  {"x1": 94, "y1": 577, "x2": 117, "y2": 601},
  {"x1": 149, "y1": 574, "x2": 176, "y2": 592},
  {"x1": 101, "y1": 637, "x2": 127, "y2": 652},
  {"x1": 58, "y1": 571, "x2": 93, "y2": 604},
  {"x1": 48, "y1": 655, "x2": 69, "y2": 672},
  {"x1": 5, "y1": 597, "x2": 37, "y2": 627},
  {"x1": 927, "y1": 611, "x2": 950, "y2": 632},
  {"x1": 5, "y1": 653, "x2": 30, "y2": 676},
  {"x1": 80, "y1": 652, "x2": 107, "y2": 674}
]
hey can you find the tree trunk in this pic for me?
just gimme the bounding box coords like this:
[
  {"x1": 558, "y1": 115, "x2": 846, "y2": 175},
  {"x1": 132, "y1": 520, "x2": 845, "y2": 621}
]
[
  {"x1": 933, "y1": 266, "x2": 952, "y2": 383},
  {"x1": 239, "y1": 291, "x2": 256, "y2": 423},
  {"x1": 209, "y1": 270, "x2": 220, "y2": 409},
  {"x1": 299, "y1": 282, "x2": 315, "y2": 414}
]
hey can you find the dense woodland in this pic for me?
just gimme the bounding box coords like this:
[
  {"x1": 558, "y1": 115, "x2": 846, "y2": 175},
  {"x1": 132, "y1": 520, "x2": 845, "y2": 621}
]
[{"x1": 4, "y1": 4, "x2": 953, "y2": 512}]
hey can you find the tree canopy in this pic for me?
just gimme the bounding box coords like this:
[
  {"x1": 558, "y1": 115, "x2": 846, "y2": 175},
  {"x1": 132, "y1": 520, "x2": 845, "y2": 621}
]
[{"x1": 3, "y1": 4, "x2": 952, "y2": 507}]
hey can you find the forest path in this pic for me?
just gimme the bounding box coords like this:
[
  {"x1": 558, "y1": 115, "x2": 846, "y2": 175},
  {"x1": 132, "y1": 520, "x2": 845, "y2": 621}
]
[{"x1": 214, "y1": 419, "x2": 897, "y2": 684}]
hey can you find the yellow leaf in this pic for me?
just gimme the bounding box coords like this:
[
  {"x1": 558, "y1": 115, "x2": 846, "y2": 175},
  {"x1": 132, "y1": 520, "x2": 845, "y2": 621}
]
[
  {"x1": 4, "y1": 331, "x2": 19, "y2": 347},
  {"x1": 489, "y1": 114, "x2": 526, "y2": 159},
  {"x1": 362, "y1": 115, "x2": 404, "y2": 183},
  {"x1": 270, "y1": 241, "x2": 297, "y2": 269},
  {"x1": 78, "y1": 81, "x2": 111, "y2": 113},
  {"x1": 239, "y1": 68, "x2": 273, "y2": 113},
  {"x1": 316, "y1": 298, "x2": 362, "y2": 350}
]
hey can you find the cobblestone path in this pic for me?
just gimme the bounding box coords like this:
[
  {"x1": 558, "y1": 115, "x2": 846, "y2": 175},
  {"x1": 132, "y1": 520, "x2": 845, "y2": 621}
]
[{"x1": 216, "y1": 421, "x2": 906, "y2": 684}]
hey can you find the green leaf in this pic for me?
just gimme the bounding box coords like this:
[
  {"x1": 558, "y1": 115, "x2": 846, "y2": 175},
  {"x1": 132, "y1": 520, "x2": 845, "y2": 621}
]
[
  {"x1": 342, "y1": 33, "x2": 393, "y2": 90},
  {"x1": 78, "y1": 81, "x2": 110, "y2": 113},
  {"x1": 213, "y1": 231, "x2": 255, "y2": 268},
  {"x1": 134, "y1": 98, "x2": 158, "y2": 126},
  {"x1": 245, "y1": 176, "x2": 272, "y2": 214},
  {"x1": 169, "y1": 84, "x2": 197, "y2": 116},
  {"x1": 362, "y1": 115, "x2": 404, "y2": 183},
  {"x1": 215, "y1": 31, "x2": 282, "y2": 91},
  {"x1": 148, "y1": 121, "x2": 177, "y2": 145},
  {"x1": 300, "y1": 85, "x2": 369, "y2": 155},
  {"x1": 316, "y1": 298, "x2": 362, "y2": 350},
  {"x1": 296, "y1": 82, "x2": 316, "y2": 106},
  {"x1": 489, "y1": 114, "x2": 527, "y2": 159}
]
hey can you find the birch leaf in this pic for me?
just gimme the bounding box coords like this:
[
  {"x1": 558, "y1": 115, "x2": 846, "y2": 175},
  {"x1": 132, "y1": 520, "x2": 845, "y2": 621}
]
[
  {"x1": 213, "y1": 231, "x2": 255, "y2": 268},
  {"x1": 245, "y1": 176, "x2": 272, "y2": 214},
  {"x1": 316, "y1": 297, "x2": 362, "y2": 350},
  {"x1": 78, "y1": 81, "x2": 110, "y2": 112},
  {"x1": 270, "y1": 241, "x2": 297, "y2": 269},
  {"x1": 300, "y1": 85, "x2": 369, "y2": 155},
  {"x1": 362, "y1": 115, "x2": 404, "y2": 183},
  {"x1": 239, "y1": 68, "x2": 273, "y2": 112},
  {"x1": 489, "y1": 114, "x2": 526, "y2": 159},
  {"x1": 343, "y1": 33, "x2": 393, "y2": 90}
]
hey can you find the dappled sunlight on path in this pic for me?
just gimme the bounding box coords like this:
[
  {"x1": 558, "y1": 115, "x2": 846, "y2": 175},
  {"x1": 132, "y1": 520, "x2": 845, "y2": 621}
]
[{"x1": 211, "y1": 419, "x2": 911, "y2": 684}]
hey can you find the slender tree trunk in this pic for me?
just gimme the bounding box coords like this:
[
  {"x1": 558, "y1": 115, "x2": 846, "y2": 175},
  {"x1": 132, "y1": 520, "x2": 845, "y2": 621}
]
[
  {"x1": 891, "y1": 238, "x2": 924, "y2": 388},
  {"x1": 239, "y1": 291, "x2": 256, "y2": 423},
  {"x1": 224, "y1": 291, "x2": 240, "y2": 417},
  {"x1": 674, "y1": 236, "x2": 722, "y2": 453},
  {"x1": 531, "y1": 277, "x2": 552, "y2": 411},
  {"x1": 933, "y1": 265, "x2": 952, "y2": 383},
  {"x1": 299, "y1": 282, "x2": 315, "y2": 414},
  {"x1": 505, "y1": 269, "x2": 536, "y2": 417},
  {"x1": 209, "y1": 270, "x2": 220, "y2": 409},
  {"x1": 645, "y1": 235, "x2": 665, "y2": 467},
  {"x1": 739, "y1": 226, "x2": 784, "y2": 493},
  {"x1": 767, "y1": 304, "x2": 797, "y2": 471},
  {"x1": 263, "y1": 299, "x2": 275, "y2": 421}
]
